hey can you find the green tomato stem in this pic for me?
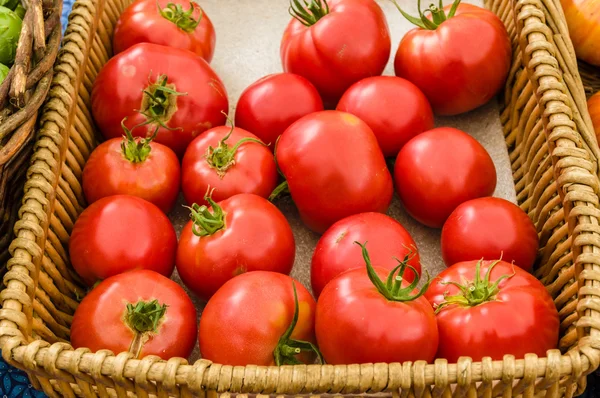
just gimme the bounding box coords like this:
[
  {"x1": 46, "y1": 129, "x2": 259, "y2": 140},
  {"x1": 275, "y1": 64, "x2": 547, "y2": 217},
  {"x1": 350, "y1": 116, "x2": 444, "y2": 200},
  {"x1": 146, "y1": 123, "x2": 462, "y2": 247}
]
[
  {"x1": 139, "y1": 74, "x2": 188, "y2": 130},
  {"x1": 125, "y1": 299, "x2": 168, "y2": 358},
  {"x1": 186, "y1": 189, "x2": 226, "y2": 237},
  {"x1": 273, "y1": 282, "x2": 324, "y2": 366},
  {"x1": 288, "y1": 0, "x2": 330, "y2": 27},
  {"x1": 389, "y1": 0, "x2": 461, "y2": 30},
  {"x1": 120, "y1": 117, "x2": 159, "y2": 163},
  {"x1": 157, "y1": 0, "x2": 202, "y2": 32}
]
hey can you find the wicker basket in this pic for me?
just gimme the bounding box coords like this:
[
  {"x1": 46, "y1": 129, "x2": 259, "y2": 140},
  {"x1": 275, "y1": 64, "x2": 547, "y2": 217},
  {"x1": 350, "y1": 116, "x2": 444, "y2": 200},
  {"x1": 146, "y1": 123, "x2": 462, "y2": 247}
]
[
  {"x1": 0, "y1": 0, "x2": 62, "y2": 270},
  {"x1": 1, "y1": 0, "x2": 600, "y2": 396}
]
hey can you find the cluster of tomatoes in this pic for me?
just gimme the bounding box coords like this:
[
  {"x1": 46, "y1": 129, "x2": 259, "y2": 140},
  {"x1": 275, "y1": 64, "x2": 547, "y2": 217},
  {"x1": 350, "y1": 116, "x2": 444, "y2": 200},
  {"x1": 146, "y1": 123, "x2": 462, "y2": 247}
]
[{"x1": 68, "y1": 0, "x2": 562, "y2": 366}]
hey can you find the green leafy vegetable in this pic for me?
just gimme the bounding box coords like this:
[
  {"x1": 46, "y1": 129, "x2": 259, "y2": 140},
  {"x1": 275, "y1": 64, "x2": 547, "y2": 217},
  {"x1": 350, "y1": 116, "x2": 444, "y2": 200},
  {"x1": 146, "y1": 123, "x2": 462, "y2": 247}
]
[
  {"x1": 0, "y1": 6, "x2": 22, "y2": 65},
  {"x1": 0, "y1": 63, "x2": 9, "y2": 84}
]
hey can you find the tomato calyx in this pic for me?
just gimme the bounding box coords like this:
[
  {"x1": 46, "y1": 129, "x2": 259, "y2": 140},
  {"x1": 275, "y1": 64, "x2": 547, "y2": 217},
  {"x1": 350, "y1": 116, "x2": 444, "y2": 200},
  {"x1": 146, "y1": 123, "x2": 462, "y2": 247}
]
[
  {"x1": 157, "y1": 0, "x2": 202, "y2": 33},
  {"x1": 390, "y1": 0, "x2": 461, "y2": 30},
  {"x1": 120, "y1": 118, "x2": 160, "y2": 163},
  {"x1": 140, "y1": 74, "x2": 188, "y2": 129},
  {"x1": 289, "y1": 0, "x2": 330, "y2": 27},
  {"x1": 273, "y1": 283, "x2": 324, "y2": 365},
  {"x1": 435, "y1": 260, "x2": 515, "y2": 314},
  {"x1": 205, "y1": 115, "x2": 267, "y2": 178},
  {"x1": 356, "y1": 241, "x2": 429, "y2": 302},
  {"x1": 125, "y1": 299, "x2": 168, "y2": 358},
  {"x1": 186, "y1": 189, "x2": 226, "y2": 237}
]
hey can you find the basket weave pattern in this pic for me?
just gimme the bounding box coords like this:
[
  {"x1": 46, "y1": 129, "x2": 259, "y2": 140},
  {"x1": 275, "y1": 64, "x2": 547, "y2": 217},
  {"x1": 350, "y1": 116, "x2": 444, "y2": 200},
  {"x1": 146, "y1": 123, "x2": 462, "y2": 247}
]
[{"x1": 1, "y1": 0, "x2": 600, "y2": 396}]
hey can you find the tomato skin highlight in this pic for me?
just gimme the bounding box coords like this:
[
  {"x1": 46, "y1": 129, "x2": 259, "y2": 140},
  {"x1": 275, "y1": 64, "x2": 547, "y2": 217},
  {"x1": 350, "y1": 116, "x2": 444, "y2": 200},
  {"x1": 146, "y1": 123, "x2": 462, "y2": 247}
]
[
  {"x1": 560, "y1": 0, "x2": 600, "y2": 67},
  {"x1": 588, "y1": 92, "x2": 600, "y2": 143},
  {"x1": 181, "y1": 126, "x2": 278, "y2": 206},
  {"x1": 394, "y1": 127, "x2": 497, "y2": 228},
  {"x1": 199, "y1": 271, "x2": 316, "y2": 366},
  {"x1": 91, "y1": 43, "x2": 228, "y2": 157},
  {"x1": 311, "y1": 212, "x2": 421, "y2": 298},
  {"x1": 280, "y1": 0, "x2": 391, "y2": 105},
  {"x1": 176, "y1": 194, "x2": 296, "y2": 301},
  {"x1": 316, "y1": 266, "x2": 438, "y2": 364},
  {"x1": 276, "y1": 110, "x2": 393, "y2": 234},
  {"x1": 441, "y1": 197, "x2": 539, "y2": 271},
  {"x1": 71, "y1": 270, "x2": 197, "y2": 360},
  {"x1": 69, "y1": 195, "x2": 177, "y2": 286},
  {"x1": 426, "y1": 260, "x2": 559, "y2": 362},
  {"x1": 82, "y1": 138, "x2": 180, "y2": 214},
  {"x1": 113, "y1": 0, "x2": 216, "y2": 62},
  {"x1": 235, "y1": 73, "x2": 324, "y2": 149},
  {"x1": 337, "y1": 76, "x2": 434, "y2": 157},
  {"x1": 394, "y1": 3, "x2": 511, "y2": 115}
]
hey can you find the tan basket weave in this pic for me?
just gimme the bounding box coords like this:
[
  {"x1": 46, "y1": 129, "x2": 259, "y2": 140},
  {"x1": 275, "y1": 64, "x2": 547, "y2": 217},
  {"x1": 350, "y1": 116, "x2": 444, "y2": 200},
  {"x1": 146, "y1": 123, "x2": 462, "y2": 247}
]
[
  {"x1": 0, "y1": 0, "x2": 62, "y2": 270},
  {"x1": 1, "y1": 0, "x2": 600, "y2": 396}
]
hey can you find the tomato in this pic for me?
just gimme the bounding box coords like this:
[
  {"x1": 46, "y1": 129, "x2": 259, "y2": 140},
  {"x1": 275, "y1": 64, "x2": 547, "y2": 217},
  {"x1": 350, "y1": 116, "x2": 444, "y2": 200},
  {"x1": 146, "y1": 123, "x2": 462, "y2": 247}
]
[
  {"x1": 199, "y1": 271, "x2": 319, "y2": 366},
  {"x1": 394, "y1": 127, "x2": 497, "y2": 228},
  {"x1": 589, "y1": 92, "x2": 600, "y2": 142},
  {"x1": 441, "y1": 197, "x2": 539, "y2": 271},
  {"x1": 91, "y1": 43, "x2": 228, "y2": 157},
  {"x1": 392, "y1": 0, "x2": 511, "y2": 115},
  {"x1": 113, "y1": 0, "x2": 216, "y2": 62},
  {"x1": 336, "y1": 76, "x2": 434, "y2": 157},
  {"x1": 176, "y1": 193, "x2": 295, "y2": 301},
  {"x1": 71, "y1": 270, "x2": 197, "y2": 360},
  {"x1": 311, "y1": 212, "x2": 421, "y2": 298},
  {"x1": 235, "y1": 73, "x2": 324, "y2": 149},
  {"x1": 181, "y1": 125, "x2": 278, "y2": 206},
  {"x1": 560, "y1": 0, "x2": 600, "y2": 66},
  {"x1": 315, "y1": 242, "x2": 438, "y2": 364},
  {"x1": 82, "y1": 124, "x2": 180, "y2": 213},
  {"x1": 425, "y1": 260, "x2": 559, "y2": 362},
  {"x1": 280, "y1": 0, "x2": 390, "y2": 105},
  {"x1": 69, "y1": 195, "x2": 177, "y2": 286},
  {"x1": 275, "y1": 110, "x2": 393, "y2": 234}
]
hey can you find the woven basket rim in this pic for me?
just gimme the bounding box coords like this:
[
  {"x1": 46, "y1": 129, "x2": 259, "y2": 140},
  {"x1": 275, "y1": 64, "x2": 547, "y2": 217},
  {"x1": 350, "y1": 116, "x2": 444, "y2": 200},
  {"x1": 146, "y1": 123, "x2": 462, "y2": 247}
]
[{"x1": 2, "y1": 0, "x2": 600, "y2": 395}]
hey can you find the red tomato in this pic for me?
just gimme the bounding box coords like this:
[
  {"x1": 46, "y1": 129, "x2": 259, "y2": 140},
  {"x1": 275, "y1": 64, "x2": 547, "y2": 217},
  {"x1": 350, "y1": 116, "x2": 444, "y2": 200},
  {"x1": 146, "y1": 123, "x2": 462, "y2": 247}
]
[
  {"x1": 560, "y1": 0, "x2": 600, "y2": 66},
  {"x1": 91, "y1": 43, "x2": 228, "y2": 157},
  {"x1": 181, "y1": 125, "x2": 278, "y2": 206},
  {"x1": 176, "y1": 193, "x2": 296, "y2": 301},
  {"x1": 69, "y1": 195, "x2": 177, "y2": 286},
  {"x1": 82, "y1": 125, "x2": 180, "y2": 213},
  {"x1": 393, "y1": 1, "x2": 511, "y2": 115},
  {"x1": 275, "y1": 111, "x2": 393, "y2": 234},
  {"x1": 589, "y1": 92, "x2": 600, "y2": 142},
  {"x1": 199, "y1": 271, "x2": 318, "y2": 366},
  {"x1": 441, "y1": 197, "x2": 539, "y2": 271},
  {"x1": 280, "y1": 0, "x2": 391, "y2": 105},
  {"x1": 311, "y1": 212, "x2": 421, "y2": 298},
  {"x1": 235, "y1": 73, "x2": 324, "y2": 149},
  {"x1": 426, "y1": 260, "x2": 559, "y2": 362},
  {"x1": 71, "y1": 270, "x2": 197, "y2": 360},
  {"x1": 336, "y1": 76, "x2": 434, "y2": 157},
  {"x1": 316, "y1": 243, "x2": 438, "y2": 364},
  {"x1": 394, "y1": 127, "x2": 497, "y2": 228},
  {"x1": 113, "y1": 0, "x2": 216, "y2": 62}
]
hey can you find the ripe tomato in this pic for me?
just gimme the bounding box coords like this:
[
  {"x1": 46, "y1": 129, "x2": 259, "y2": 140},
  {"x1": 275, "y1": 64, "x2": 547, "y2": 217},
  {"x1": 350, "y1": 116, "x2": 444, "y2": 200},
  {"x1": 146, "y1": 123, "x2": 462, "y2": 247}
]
[
  {"x1": 280, "y1": 0, "x2": 390, "y2": 105},
  {"x1": 176, "y1": 193, "x2": 295, "y2": 301},
  {"x1": 235, "y1": 73, "x2": 324, "y2": 149},
  {"x1": 113, "y1": 0, "x2": 216, "y2": 62},
  {"x1": 91, "y1": 43, "x2": 228, "y2": 157},
  {"x1": 181, "y1": 125, "x2": 278, "y2": 206},
  {"x1": 392, "y1": 1, "x2": 511, "y2": 115},
  {"x1": 560, "y1": 0, "x2": 600, "y2": 66},
  {"x1": 316, "y1": 242, "x2": 438, "y2": 364},
  {"x1": 589, "y1": 92, "x2": 600, "y2": 142},
  {"x1": 441, "y1": 197, "x2": 539, "y2": 271},
  {"x1": 82, "y1": 124, "x2": 180, "y2": 213},
  {"x1": 311, "y1": 212, "x2": 421, "y2": 298},
  {"x1": 336, "y1": 76, "x2": 434, "y2": 157},
  {"x1": 71, "y1": 270, "x2": 197, "y2": 360},
  {"x1": 275, "y1": 111, "x2": 393, "y2": 234},
  {"x1": 69, "y1": 195, "x2": 177, "y2": 286},
  {"x1": 426, "y1": 260, "x2": 559, "y2": 362},
  {"x1": 394, "y1": 127, "x2": 497, "y2": 228},
  {"x1": 199, "y1": 271, "x2": 318, "y2": 366}
]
